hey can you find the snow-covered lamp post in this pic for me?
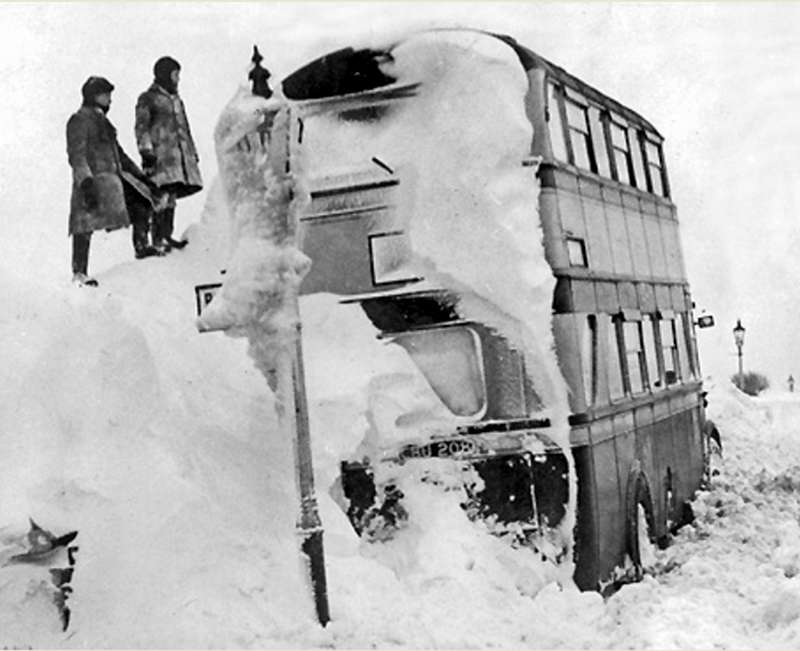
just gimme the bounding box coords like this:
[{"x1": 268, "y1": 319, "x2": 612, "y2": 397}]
[
  {"x1": 733, "y1": 319, "x2": 745, "y2": 388},
  {"x1": 197, "y1": 87, "x2": 329, "y2": 626}
]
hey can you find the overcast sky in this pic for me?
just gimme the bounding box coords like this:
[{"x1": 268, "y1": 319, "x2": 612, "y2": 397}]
[{"x1": 1, "y1": 2, "x2": 799, "y2": 383}]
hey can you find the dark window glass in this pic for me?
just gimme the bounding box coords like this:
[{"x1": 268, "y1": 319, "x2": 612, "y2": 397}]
[
  {"x1": 565, "y1": 98, "x2": 594, "y2": 172},
  {"x1": 623, "y1": 321, "x2": 646, "y2": 394},
  {"x1": 589, "y1": 107, "x2": 610, "y2": 177},
  {"x1": 660, "y1": 319, "x2": 680, "y2": 385},
  {"x1": 547, "y1": 83, "x2": 568, "y2": 162},
  {"x1": 610, "y1": 120, "x2": 633, "y2": 185},
  {"x1": 644, "y1": 138, "x2": 666, "y2": 197},
  {"x1": 678, "y1": 313, "x2": 697, "y2": 379},
  {"x1": 567, "y1": 237, "x2": 588, "y2": 267},
  {"x1": 642, "y1": 315, "x2": 660, "y2": 390},
  {"x1": 581, "y1": 315, "x2": 598, "y2": 406},
  {"x1": 607, "y1": 316, "x2": 625, "y2": 401}
]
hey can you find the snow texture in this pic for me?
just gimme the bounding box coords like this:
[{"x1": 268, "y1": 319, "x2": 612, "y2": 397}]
[
  {"x1": 3, "y1": 21, "x2": 800, "y2": 651},
  {"x1": 300, "y1": 29, "x2": 576, "y2": 565}
]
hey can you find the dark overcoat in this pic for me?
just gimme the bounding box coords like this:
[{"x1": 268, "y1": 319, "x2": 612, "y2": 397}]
[
  {"x1": 135, "y1": 83, "x2": 203, "y2": 198},
  {"x1": 66, "y1": 106, "x2": 155, "y2": 236}
]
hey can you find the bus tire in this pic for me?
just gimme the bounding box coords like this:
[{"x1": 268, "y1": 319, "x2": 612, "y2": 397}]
[{"x1": 626, "y1": 466, "x2": 656, "y2": 581}]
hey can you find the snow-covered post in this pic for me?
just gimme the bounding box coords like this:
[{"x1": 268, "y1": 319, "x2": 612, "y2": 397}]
[{"x1": 197, "y1": 88, "x2": 329, "y2": 626}]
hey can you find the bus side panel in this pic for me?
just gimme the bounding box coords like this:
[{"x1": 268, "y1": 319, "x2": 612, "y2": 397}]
[
  {"x1": 591, "y1": 434, "x2": 626, "y2": 582},
  {"x1": 300, "y1": 214, "x2": 383, "y2": 294},
  {"x1": 539, "y1": 188, "x2": 567, "y2": 269},
  {"x1": 633, "y1": 405, "x2": 657, "y2": 509},
  {"x1": 686, "y1": 403, "x2": 706, "y2": 496},
  {"x1": 671, "y1": 391, "x2": 705, "y2": 504},
  {"x1": 582, "y1": 196, "x2": 614, "y2": 274},
  {"x1": 650, "y1": 413, "x2": 676, "y2": 539},
  {"x1": 612, "y1": 414, "x2": 636, "y2": 567},
  {"x1": 673, "y1": 407, "x2": 695, "y2": 508},
  {"x1": 572, "y1": 444, "x2": 600, "y2": 591}
]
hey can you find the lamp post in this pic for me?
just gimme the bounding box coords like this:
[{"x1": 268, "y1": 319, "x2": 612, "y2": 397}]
[{"x1": 733, "y1": 319, "x2": 745, "y2": 388}]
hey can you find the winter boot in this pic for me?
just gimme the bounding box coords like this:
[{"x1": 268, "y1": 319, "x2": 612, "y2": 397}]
[
  {"x1": 165, "y1": 236, "x2": 188, "y2": 250},
  {"x1": 135, "y1": 245, "x2": 162, "y2": 259},
  {"x1": 161, "y1": 204, "x2": 187, "y2": 250},
  {"x1": 72, "y1": 272, "x2": 98, "y2": 287},
  {"x1": 154, "y1": 240, "x2": 171, "y2": 255}
]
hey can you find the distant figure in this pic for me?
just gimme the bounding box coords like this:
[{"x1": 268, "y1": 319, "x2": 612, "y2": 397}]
[
  {"x1": 789, "y1": 375, "x2": 795, "y2": 392},
  {"x1": 249, "y1": 45, "x2": 273, "y2": 99},
  {"x1": 66, "y1": 76, "x2": 158, "y2": 286},
  {"x1": 135, "y1": 56, "x2": 203, "y2": 254}
]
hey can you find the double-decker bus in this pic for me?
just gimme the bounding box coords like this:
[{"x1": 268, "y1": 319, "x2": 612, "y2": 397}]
[{"x1": 280, "y1": 29, "x2": 712, "y2": 590}]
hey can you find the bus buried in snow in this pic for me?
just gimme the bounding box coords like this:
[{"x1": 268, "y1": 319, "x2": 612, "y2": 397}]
[{"x1": 281, "y1": 31, "x2": 713, "y2": 591}]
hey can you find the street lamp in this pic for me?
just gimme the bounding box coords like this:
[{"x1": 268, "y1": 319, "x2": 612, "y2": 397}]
[{"x1": 733, "y1": 319, "x2": 745, "y2": 388}]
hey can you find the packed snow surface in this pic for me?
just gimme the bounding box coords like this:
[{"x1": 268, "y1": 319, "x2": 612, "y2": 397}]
[{"x1": 4, "y1": 238, "x2": 800, "y2": 648}]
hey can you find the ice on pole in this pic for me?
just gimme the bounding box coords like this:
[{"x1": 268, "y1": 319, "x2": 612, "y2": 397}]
[
  {"x1": 197, "y1": 87, "x2": 310, "y2": 378},
  {"x1": 197, "y1": 86, "x2": 329, "y2": 625}
]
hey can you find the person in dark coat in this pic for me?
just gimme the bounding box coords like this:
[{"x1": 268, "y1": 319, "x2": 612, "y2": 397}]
[
  {"x1": 135, "y1": 56, "x2": 203, "y2": 253},
  {"x1": 66, "y1": 76, "x2": 158, "y2": 286}
]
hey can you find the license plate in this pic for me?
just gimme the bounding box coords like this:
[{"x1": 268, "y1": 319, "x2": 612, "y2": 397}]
[{"x1": 399, "y1": 437, "x2": 486, "y2": 460}]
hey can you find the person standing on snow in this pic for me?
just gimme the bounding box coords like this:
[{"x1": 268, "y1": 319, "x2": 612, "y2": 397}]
[
  {"x1": 66, "y1": 76, "x2": 159, "y2": 287},
  {"x1": 135, "y1": 56, "x2": 203, "y2": 254}
]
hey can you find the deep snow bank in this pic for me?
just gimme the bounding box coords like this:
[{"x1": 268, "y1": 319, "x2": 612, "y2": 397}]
[
  {"x1": 7, "y1": 196, "x2": 800, "y2": 647},
  {"x1": 0, "y1": 251, "x2": 316, "y2": 647}
]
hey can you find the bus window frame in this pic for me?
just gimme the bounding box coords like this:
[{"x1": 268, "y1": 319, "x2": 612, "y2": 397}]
[
  {"x1": 581, "y1": 314, "x2": 599, "y2": 407},
  {"x1": 641, "y1": 133, "x2": 669, "y2": 199},
  {"x1": 610, "y1": 315, "x2": 629, "y2": 401},
  {"x1": 680, "y1": 312, "x2": 699, "y2": 379},
  {"x1": 561, "y1": 90, "x2": 597, "y2": 173},
  {"x1": 642, "y1": 314, "x2": 661, "y2": 391},
  {"x1": 388, "y1": 323, "x2": 490, "y2": 420},
  {"x1": 588, "y1": 106, "x2": 611, "y2": 178},
  {"x1": 657, "y1": 316, "x2": 681, "y2": 385},
  {"x1": 607, "y1": 115, "x2": 635, "y2": 187},
  {"x1": 548, "y1": 82, "x2": 569, "y2": 163},
  {"x1": 620, "y1": 316, "x2": 648, "y2": 396}
]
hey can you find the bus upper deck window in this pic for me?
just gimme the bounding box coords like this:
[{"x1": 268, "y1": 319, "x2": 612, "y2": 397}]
[
  {"x1": 588, "y1": 107, "x2": 610, "y2": 178},
  {"x1": 644, "y1": 138, "x2": 666, "y2": 197},
  {"x1": 565, "y1": 98, "x2": 595, "y2": 172},
  {"x1": 547, "y1": 83, "x2": 568, "y2": 162},
  {"x1": 609, "y1": 120, "x2": 633, "y2": 186},
  {"x1": 391, "y1": 326, "x2": 487, "y2": 418}
]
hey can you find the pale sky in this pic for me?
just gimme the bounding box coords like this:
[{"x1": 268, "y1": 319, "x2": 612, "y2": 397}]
[{"x1": 1, "y1": 2, "x2": 799, "y2": 384}]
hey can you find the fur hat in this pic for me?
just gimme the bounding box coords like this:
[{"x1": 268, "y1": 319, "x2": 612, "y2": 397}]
[
  {"x1": 154, "y1": 56, "x2": 181, "y2": 86},
  {"x1": 81, "y1": 76, "x2": 114, "y2": 102}
]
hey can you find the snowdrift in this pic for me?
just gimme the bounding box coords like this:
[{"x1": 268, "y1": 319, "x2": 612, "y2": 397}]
[{"x1": 6, "y1": 237, "x2": 800, "y2": 649}]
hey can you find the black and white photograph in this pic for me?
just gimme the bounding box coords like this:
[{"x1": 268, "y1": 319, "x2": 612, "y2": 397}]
[{"x1": 1, "y1": 2, "x2": 800, "y2": 647}]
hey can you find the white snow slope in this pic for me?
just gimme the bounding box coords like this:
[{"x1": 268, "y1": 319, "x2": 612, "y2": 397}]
[{"x1": 2, "y1": 190, "x2": 800, "y2": 648}]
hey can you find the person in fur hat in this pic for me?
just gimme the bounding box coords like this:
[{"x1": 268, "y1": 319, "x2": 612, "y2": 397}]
[
  {"x1": 66, "y1": 76, "x2": 159, "y2": 287},
  {"x1": 135, "y1": 56, "x2": 203, "y2": 254}
]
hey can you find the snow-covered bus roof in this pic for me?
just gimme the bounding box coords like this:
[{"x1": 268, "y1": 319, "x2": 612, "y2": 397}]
[
  {"x1": 281, "y1": 28, "x2": 662, "y2": 139},
  {"x1": 488, "y1": 31, "x2": 663, "y2": 138}
]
